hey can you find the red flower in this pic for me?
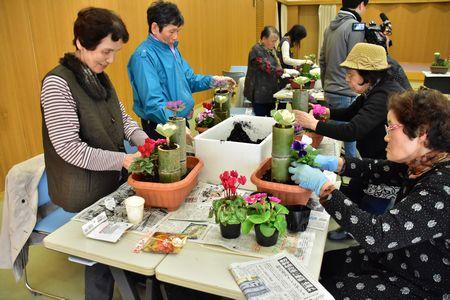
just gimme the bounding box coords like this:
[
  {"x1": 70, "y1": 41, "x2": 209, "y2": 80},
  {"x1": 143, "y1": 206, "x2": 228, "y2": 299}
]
[
  {"x1": 219, "y1": 170, "x2": 247, "y2": 199},
  {"x1": 238, "y1": 175, "x2": 246, "y2": 186},
  {"x1": 202, "y1": 102, "x2": 213, "y2": 110},
  {"x1": 230, "y1": 170, "x2": 238, "y2": 178}
]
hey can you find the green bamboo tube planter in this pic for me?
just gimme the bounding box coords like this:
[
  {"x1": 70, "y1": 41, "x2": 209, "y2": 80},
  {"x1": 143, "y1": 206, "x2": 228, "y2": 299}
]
[
  {"x1": 213, "y1": 89, "x2": 231, "y2": 124},
  {"x1": 271, "y1": 125, "x2": 294, "y2": 183},
  {"x1": 158, "y1": 144, "x2": 181, "y2": 183},
  {"x1": 168, "y1": 117, "x2": 187, "y2": 176},
  {"x1": 213, "y1": 108, "x2": 229, "y2": 125},
  {"x1": 292, "y1": 89, "x2": 309, "y2": 112}
]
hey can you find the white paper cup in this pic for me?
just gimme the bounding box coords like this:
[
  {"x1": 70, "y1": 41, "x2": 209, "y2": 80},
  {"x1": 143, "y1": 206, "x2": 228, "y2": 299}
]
[{"x1": 124, "y1": 196, "x2": 145, "y2": 225}]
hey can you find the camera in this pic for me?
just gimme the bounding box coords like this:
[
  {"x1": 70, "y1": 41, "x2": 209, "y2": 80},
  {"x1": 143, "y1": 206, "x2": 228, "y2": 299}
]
[{"x1": 365, "y1": 13, "x2": 392, "y2": 50}]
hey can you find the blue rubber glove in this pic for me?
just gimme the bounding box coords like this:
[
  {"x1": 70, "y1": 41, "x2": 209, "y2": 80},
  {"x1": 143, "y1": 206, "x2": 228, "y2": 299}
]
[
  {"x1": 288, "y1": 163, "x2": 328, "y2": 196},
  {"x1": 314, "y1": 154, "x2": 338, "y2": 172}
]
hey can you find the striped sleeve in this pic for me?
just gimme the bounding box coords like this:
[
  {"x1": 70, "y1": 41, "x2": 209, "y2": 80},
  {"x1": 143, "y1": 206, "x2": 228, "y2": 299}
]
[
  {"x1": 119, "y1": 102, "x2": 147, "y2": 148},
  {"x1": 41, "y1": 75, "x2": 125, "y2": 171}
]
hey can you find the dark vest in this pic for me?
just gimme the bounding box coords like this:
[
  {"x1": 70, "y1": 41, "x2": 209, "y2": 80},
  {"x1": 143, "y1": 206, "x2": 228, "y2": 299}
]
[
  {"x1": 42, "y1": 64, "x2": 125, "y2": 212},
  {"x1": 276, "y1": 37, "x2": 294, "y2": 69}
]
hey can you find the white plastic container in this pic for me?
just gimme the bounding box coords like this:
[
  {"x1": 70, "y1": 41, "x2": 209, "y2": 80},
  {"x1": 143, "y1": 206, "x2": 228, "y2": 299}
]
[
  {"x1": 124, "y1": 196, "x2": 145, "y2": 225},
  {"x1": 194, "y1": 115, "x2": 275, "y2": 190}
]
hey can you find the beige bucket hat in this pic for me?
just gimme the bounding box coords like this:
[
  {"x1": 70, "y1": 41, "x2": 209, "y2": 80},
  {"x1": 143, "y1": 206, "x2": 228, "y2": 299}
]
[{"x1": 340, "y1": 43, "x2": 390, "y2": 71}]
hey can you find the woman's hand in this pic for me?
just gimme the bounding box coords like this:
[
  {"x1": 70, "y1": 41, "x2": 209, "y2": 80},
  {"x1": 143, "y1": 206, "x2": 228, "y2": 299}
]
[
  {"x1": 212, "y1": 76, "x2": 236, "y2": 90},
  {"x1": 288, "y1": 163, "x2": 330, "y2": 196},
  {"x1": 123, "y1": 152, "x2": 141, "y2": 170},
  {"x1": 293, "y1": 110, "x2": 319, "y2": 130}
]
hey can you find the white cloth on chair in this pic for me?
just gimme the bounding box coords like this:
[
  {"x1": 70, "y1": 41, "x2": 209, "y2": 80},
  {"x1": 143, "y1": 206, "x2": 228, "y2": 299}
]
[{"x1": 0, "y1": 154, "x2": 44, "y2": 281}]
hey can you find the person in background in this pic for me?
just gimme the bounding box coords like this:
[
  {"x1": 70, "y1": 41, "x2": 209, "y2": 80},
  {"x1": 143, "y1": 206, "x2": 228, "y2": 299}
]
[
  {"x1": 40, "y1": 7, "x2": 147, "y2": 299},
  {"x1": 295, "y1": 43, "x2": 404, "y2": 240},
  {"x1": 276, "y1": 24, "x2": 313, "y2": 69},
  {"x1": 244, "y1": 26, "x2": 285, "y2": 117},
  {"x1": 290, "y1": 88, "x2": 449, "y2": 299},
  {"x1": 320, "y1": 0, "x2": 369, "y2": 159},
  {"x1": 128, "y1": 0, "x2": 235, "y2": 139}
]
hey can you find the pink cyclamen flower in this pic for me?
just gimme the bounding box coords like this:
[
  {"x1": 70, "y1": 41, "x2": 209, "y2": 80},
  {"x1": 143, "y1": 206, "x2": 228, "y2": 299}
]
[
  {"x1": 237, "y1": 175, "x2": 246, "y2": 186},
  {"x1": 245, "y1": 195, "x2": 257, "y2": 204},
  {"x1": 268, "y1": 196, "x2": 281, "y2": 203}
]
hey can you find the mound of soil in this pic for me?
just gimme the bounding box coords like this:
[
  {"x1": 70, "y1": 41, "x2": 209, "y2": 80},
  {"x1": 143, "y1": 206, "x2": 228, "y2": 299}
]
[{"x1": 226, "y1": 122, "x2": 264, "y2": 144}]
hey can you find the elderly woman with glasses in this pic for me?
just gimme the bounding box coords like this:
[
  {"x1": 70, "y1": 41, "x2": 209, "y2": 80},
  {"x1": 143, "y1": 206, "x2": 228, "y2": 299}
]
[{"x1": 289, "y1": 88, "x2": 450, "y2": 298}]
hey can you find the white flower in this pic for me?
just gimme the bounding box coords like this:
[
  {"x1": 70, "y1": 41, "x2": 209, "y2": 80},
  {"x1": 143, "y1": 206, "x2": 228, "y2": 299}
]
[
  {"x1": 376, "y1": 284, "x2": 386, "y2": 291},
  {"x1": 365, "y1": 236, "x2": 375, "y2": 245},
  {"x1": 310, "y1": 68, "x2": 320, "y2": 77},
  {"x1": 350, "y1": 215, "x2": 358, "y2": 224},
  {"x1": 435, "y1": 202, "x2": 444, "y2": 209},
  {"x1": 420, "y1": 254, "x2": 428, "y2": 262},
  {"x1": 428, "y1": 220, "x2": 437, "y2": 228},
  {"x1": 214, "y1": 94, "x2": 228, "y2": 104},
  {"x1": 382, "y1": 223, "x2": 391, "y2": 232},
  {"x1": 444, "y1": 186, "x2": 450, "y2": 195},
  {"x1": 356, "y1": 283, "x2": 365, "y2": 290},
  {"x1": 156, "y1": 123, "x2": 177, "y2": 139},
  {"x1": 400, "y1": 287, "x2": 410, "y2": 295},
  {"x1": 344, "y1": 199, "x2": 352, "y2": 206},
  {"x1": 335, "y1": 211, "x2": 342, "y2": 220},
  {"x1": 292, "y1": 76, "x2": 310, "y2": 86},
  {"x1": 433, "y1": 232, "x2": 442, "y2": 238},
  {"x1": 336, "y1": 282, "x2": 344, "y2": 289},
  {"x1": 411, "y1": 203, "x2": 422, "y2": 211},
  {"x1": 419, "y1": 190, "x2": 429, "y2": 196},
  {"x1": 272, "y1": 109, "x2": 295, "y2": 126},
  {"x1": 412, "y1": 237, "x2": 422, "y2": 244},
  {"x1": 433, "y1": 274, "x2": 441, "y2": 282},
  {"x1": 404, "y1": 221, "x2": 414, "y2": 230},
  {"x1": 389, "y1": 208, "x2": 399, "y2": 215},
  {"x1": 388, "y1": 242, "x2": 398, "y2": 249}
]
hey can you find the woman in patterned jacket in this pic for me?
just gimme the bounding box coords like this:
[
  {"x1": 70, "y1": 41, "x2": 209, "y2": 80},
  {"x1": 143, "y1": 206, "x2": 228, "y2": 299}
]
[{"x1": 289, "y1": 88, "x2": 449, "y2": 299}]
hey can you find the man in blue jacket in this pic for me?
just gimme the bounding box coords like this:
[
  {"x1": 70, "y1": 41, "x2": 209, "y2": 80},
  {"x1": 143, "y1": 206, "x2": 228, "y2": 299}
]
[{"x1": 128, "y1": 0, "x2": 234, "y2": 138}]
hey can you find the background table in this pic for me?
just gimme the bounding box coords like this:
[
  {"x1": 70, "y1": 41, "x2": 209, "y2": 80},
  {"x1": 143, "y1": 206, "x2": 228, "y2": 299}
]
[{"x1": 422, "y1": 71, "x2": 450, "y2": 94}]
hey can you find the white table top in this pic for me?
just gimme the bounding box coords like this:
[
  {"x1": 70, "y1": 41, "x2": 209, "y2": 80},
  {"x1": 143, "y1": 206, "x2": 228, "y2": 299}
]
[
  {"x1": 155, "y1": 224, "x2": 329, "y2": 299},
  {"x1": 273, "y1": 88, "x2": 325, "y2": 101},
  {"x1": 44, "y1": 220, "x2": 165, "y2": 276},
  {"x1": 422, "y1": 70, "x2": 450, "y2": 77}
]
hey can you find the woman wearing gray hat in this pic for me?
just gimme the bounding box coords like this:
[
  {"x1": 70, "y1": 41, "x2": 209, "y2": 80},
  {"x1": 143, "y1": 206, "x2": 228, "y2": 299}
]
[{"x1": 294, "y1": 43, "x2": 404, "y2": 239}]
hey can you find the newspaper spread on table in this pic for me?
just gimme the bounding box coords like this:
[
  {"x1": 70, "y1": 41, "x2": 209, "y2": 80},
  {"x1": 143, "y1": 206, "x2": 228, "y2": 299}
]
[
  {"x1": 72, "y1": 182, "x2": 169, "y2": 234},
  {"x1": 229, "y1": 253, "x2": 334, "y2": 300}
]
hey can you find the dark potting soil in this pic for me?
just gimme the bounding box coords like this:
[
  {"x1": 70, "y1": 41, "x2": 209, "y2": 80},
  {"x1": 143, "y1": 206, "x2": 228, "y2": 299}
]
[
  {"x1": 261, "y1": 168, "x2": 297, "y2": 185},
  {"x1": 226, "y1": 122, "x2": 264, "y2": 144},
  {"x1": 132, "y1": 167, "x2": 192, "y2": 183}
]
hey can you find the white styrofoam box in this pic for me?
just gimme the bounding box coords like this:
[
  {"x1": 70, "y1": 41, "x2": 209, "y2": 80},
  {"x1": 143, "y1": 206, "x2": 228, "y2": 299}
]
[{"x1": 194, "y1": 115, "x2": 276, "y2": 190}]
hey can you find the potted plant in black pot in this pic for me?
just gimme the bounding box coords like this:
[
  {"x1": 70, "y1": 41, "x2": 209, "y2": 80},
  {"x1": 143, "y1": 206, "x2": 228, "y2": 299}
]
[
  {"x1": 209, "y1": 170, "x2": 247, "y2": 239},
  {"x1": 242, "y1": 193, "x2": 288, "y2": 247}
]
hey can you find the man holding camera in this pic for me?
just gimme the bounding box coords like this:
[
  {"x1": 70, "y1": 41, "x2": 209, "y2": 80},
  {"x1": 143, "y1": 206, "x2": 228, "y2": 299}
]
[{"x1": 319, "y1": 0, "x2": 368, "y2": 160}]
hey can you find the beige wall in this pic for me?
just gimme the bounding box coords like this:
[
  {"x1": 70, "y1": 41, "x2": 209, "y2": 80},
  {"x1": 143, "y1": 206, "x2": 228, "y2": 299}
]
[
  {"x1": 286, "y1": 2, "x2": 449, "y2": 63},
  {"x1": 0, "y1": 0, "x2": 277, "y2": 191}
]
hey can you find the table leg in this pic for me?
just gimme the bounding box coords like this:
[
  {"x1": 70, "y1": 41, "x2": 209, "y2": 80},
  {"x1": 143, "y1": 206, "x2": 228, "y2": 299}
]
[
  {"x1": 159, "y1": 282, "x2": 169, "y2": 300},
  {"x1": 110, "y1": 266, "x2": 140, "y2": 300}
]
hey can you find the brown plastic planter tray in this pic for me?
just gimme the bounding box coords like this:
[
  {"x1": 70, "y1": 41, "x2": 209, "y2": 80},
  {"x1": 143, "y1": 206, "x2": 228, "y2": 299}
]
[
  {"x1": 128, "y1": 156, "x2": 204, "y2": 211},
  {"x1": 251, "y1": 158, "x2": 312, "y2": 206}
]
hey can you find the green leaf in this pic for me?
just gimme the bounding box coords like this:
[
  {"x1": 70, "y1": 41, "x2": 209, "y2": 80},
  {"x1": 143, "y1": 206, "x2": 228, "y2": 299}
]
[
  {"x1": 248, "y1": 210, "x2": 271, "y2": 224},
  {"x1": 242, "y1": 219, "x2": 254, "y2": 234},
  {"x1": 259, "y1": 223, "x2": 276, "y2": 237}
]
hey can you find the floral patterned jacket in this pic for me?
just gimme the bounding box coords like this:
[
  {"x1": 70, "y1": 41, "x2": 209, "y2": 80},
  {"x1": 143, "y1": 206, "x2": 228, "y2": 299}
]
[
  {"x1": 323, "y1": 157, "x2": 450, "y2": 298},
  {"x1": 244, "y1": 43, "x2": 283, "y2": 104}
]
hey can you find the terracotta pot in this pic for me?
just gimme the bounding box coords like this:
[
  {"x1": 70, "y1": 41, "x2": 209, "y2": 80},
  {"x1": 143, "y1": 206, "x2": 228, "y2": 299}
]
[
  {"x1": 254, "y1": 224, "x2": 278, "y2": 247},
  {"x1": 128, "y1": 156, "x2": 204, "y2": 211},
  {"x1": 251, "y1": 158, "x2": 312, "y2": 206},
  {"x1": 220, "y1": 223, "x2": 241, "y2": 239},
  {"x1": 195, "y1": 126, "x2": 209, "y2": 134}
]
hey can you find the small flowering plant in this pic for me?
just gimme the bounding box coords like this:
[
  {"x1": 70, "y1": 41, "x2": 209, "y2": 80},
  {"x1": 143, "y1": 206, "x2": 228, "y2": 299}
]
[
  {"x1": 272, "y1": 109, "x2": 296, "y2": 128},
  {"x1": 156, "y1": 123, "x2": 178, "y2": 148},
  {"x1": 312, "y1": 104, "x2": 328, "y2": 122},
  {"x1": 290, "y1": 140, "x2": 319, "y2": 166},
  {"x1": 129, "y1": 138, "x2": 166, "y2": 178},
  {"x1": 195, "y1": 102, "x2": 215, "y2": 128},
  {"x1": 309, "y1": 68, "x2": 321, "y2": 81},
  {"x1": 166, "y1": 100, "x2": 185, "y2": 118},
  {"x1": 209, "y1": 171, "x2": 247, "y2": 225},
  {"x1": 242, "y1": 193, "x2": 289, "y2": 238},
  {"x1": 291, "y1": 76, "x2": 310, "y2": 89}
]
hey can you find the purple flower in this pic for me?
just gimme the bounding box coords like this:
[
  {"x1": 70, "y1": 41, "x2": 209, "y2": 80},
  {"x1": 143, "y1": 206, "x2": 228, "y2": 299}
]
[
  {"x1": 166, "y1": 100, "x2": 185, "y2": 112},
  {"x1": 291, "y1": 141, "x2": 307, "y2": 158},
  {"x1": 294, "y1": 123, "x2": 303, "y2": 135},
  {"x1": 312, "y1": 104, "x2": 327, "y2": 119},
  {"x1": 268, "y1": 196, "x2": 281, "y2": 203}
]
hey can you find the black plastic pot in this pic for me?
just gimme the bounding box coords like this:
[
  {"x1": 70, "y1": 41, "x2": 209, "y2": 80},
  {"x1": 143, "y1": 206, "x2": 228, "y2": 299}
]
[
  {"x1": 220, "y1": 223, "x2": 241, "y2": 239},
  {"x1": 254, "y1": 224, "x2": 279, "y2": 247},
  {"x1": 286, "y1": 205, "x2": 311, "y2": 233}
]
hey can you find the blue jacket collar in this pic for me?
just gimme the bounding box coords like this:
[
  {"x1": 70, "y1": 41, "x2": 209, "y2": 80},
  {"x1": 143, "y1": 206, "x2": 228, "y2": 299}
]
[{"x1": 146, "y1": 35, "x2": 179, "y2": 50}]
